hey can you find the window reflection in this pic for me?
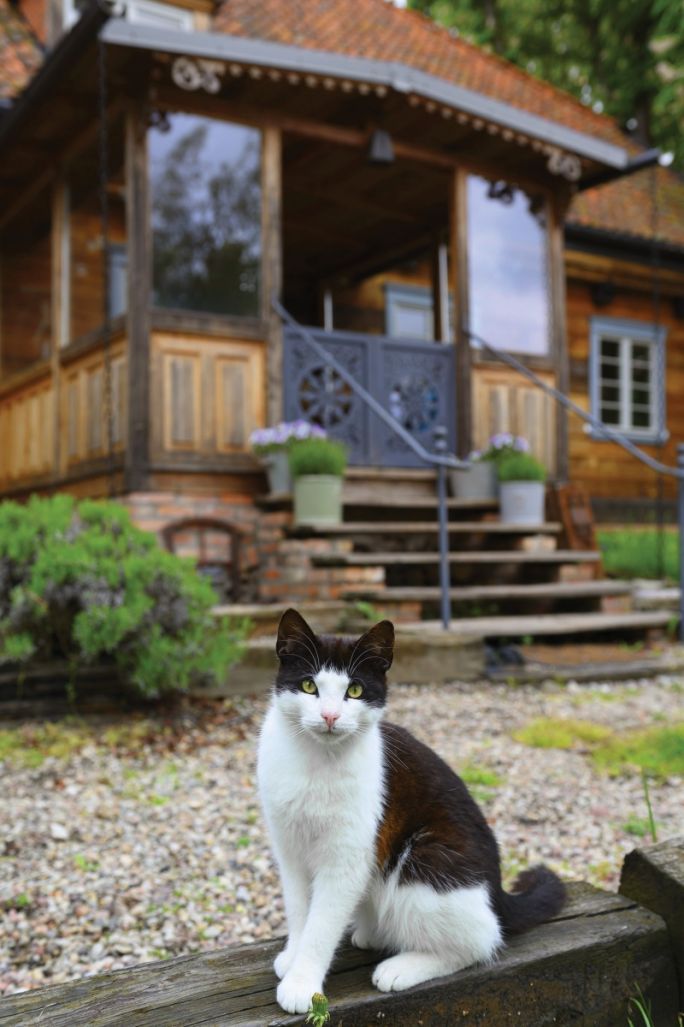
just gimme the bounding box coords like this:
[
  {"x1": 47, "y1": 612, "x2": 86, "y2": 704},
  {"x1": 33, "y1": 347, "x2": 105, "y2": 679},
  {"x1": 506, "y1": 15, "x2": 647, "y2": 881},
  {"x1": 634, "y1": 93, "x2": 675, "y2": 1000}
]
[
  {"x1": 467, "y1": 176, "x2": 549, "y2": 356},
  {"x1": 150, "y1": 113, "x2": 261, "y2": 317}
]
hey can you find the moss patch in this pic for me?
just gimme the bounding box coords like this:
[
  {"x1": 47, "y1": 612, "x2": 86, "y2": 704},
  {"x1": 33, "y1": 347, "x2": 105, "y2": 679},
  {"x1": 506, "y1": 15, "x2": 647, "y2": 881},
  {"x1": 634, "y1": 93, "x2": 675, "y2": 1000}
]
[
  {"x1": 513, "y1": 717, "x2": 613, "y2": 750},
  {"x1": 592, "y1": 723, "x2": 684, "y2": 779}
]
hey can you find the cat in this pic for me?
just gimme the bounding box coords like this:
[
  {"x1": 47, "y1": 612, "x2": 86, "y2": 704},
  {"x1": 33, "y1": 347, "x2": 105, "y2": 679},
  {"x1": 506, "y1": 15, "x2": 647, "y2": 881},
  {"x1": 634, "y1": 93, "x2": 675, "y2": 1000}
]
[{"x1": 257, "y1": 608, "x2": 566, "y2": 1015}]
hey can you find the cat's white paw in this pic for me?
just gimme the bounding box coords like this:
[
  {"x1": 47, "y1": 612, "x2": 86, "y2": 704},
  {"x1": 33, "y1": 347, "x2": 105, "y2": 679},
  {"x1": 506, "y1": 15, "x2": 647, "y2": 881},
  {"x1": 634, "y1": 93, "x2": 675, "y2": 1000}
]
[
  {"x1": 372, "y1": 953, "x2": 447, "y2": 992},
  {"x1": 273, "y1": 947, "x2": 296, "y2": 979},
  {"x1": 276, "y1": 971, "x2": 323, "y2": 1014}
]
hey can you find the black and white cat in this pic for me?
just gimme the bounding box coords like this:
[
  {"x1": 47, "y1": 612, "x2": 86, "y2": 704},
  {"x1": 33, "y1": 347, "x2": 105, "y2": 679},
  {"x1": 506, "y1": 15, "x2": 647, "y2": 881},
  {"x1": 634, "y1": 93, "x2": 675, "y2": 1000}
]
[{"x1": 257, "y1": 609, "x2": 565, "y2": 1015}]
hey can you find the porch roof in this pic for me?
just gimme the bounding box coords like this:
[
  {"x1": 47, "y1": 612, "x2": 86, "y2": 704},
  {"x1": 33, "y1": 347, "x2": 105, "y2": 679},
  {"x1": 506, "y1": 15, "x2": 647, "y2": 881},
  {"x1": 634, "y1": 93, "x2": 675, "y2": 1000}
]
[{"x1": 100, "y1": 17, "x2": 628, "y2": 174}]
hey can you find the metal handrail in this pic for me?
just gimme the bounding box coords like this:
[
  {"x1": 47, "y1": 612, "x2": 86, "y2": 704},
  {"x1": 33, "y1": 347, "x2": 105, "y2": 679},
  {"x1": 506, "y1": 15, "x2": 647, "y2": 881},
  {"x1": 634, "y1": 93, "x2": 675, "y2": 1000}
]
[
  {"x1": 466, "y1": 328, "x2": 684, "y2": 640},
  {"x1": 273, "y1": 297, "x2": 465, "y2": 628}
]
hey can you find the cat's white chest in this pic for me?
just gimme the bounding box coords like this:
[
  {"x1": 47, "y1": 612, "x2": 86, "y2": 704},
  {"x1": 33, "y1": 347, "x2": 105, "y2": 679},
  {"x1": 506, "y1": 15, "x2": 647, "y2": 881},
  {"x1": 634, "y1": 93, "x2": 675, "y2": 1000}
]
[{"x1": 257, "y1": 703, "x2": 384, "y2": 855}]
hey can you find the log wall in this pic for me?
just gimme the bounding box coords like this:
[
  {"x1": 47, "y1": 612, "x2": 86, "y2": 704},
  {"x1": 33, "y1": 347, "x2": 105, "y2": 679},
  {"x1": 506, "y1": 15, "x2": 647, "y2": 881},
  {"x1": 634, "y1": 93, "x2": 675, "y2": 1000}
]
[{"x1": 566, "y1": 252, "x2": 684, "y2": 503}]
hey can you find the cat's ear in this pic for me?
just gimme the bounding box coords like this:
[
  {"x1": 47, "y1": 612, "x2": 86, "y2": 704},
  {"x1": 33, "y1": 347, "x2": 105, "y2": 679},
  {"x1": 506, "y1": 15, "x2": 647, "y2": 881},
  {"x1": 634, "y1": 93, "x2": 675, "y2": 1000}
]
[
  {"x1": 276, "y1": 608, "x2": 318, "y2": 662},
  {"x1": 355, "y1": 620, "x2": 394, "y2": 671}
]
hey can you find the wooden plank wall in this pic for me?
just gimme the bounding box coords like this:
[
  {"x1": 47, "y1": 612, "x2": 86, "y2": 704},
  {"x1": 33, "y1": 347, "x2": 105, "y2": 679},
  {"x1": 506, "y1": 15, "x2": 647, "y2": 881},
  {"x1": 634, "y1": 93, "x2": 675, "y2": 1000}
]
[
  {"x1": 60, "y1": 340, "x2": 127, "y2": 473},
  {"x1": 566, "y1": 269, "x2": 684, "y2": 502},
  {"x1": 472, "y1": 365, "x2": 557, "y2": 472},
  {"x1": 149, "y1": 332, "x2": 265, "y2": 461},
  {"x1": 69, "y1": 196, "x2": 127, "y2": 342},
  {"x1": 0, "y1": 371, "x2": 54, "y2": 487}
]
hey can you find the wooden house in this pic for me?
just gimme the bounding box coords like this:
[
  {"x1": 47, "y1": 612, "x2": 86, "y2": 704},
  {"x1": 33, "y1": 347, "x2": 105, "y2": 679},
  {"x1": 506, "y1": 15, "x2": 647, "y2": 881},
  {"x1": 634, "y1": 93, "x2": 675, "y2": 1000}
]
[{"x1": 1, "y1": 0, "x2": 683, "y2": 625}]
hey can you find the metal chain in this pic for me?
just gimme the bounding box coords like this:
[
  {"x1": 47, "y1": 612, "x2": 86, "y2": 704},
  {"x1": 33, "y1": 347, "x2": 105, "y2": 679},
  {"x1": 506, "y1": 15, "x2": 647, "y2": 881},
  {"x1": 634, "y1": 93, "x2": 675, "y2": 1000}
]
[{"x1": 97, "y1": 29, "x2": 116, "y2": 496}]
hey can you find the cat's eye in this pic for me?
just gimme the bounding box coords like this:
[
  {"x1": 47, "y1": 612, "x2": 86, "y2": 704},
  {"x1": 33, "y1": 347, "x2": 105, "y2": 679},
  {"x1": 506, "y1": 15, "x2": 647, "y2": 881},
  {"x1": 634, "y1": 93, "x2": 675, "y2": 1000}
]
[
  {"x1": 301, "y1": 679, "x2": 317, "y2": 695},
  {"x1": 347, "y1": 682, "x2": 363, "y2": 699}
]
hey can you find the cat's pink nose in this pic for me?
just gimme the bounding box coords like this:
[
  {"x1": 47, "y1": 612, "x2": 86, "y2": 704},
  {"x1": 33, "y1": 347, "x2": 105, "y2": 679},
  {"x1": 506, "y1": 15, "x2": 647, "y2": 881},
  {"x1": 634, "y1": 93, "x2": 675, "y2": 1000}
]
[{"x1": 322, "y1": 711, "x2": 340, "y2": 730}]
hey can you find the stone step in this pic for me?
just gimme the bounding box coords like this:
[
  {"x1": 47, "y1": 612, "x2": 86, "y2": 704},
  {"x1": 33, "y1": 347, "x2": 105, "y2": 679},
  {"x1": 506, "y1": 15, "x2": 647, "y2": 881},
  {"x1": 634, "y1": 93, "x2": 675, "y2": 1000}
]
[
  {"x1": 408, "y1": 610, "x2": 674, "y2": 638},
  {"x1": 212, "y1": 600, "x2": 347, "y2": 636},
  {"x1": 313, "y1": 549, "x2": 601, "y2": 567},
  {"x1": 290, "y1": 520, "x2": 562, "y2": 536},
  {"x1": 342, "y1": 579, "x2": 633, "y2": 603}
]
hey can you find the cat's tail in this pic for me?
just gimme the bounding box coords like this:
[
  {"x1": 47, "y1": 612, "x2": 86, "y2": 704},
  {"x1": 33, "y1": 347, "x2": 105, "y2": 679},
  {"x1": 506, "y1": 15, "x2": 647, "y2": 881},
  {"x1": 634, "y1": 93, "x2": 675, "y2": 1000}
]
[{"x1": 497, "y1": 865, "x2": 566, "y2": 936}]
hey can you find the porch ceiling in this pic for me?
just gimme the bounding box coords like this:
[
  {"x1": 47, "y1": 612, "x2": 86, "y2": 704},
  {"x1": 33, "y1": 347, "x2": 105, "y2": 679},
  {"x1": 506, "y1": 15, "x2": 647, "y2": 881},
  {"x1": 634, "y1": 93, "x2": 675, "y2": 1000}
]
[{"x1": 283, "y1": 135, "x2": 449, "y2": 291}]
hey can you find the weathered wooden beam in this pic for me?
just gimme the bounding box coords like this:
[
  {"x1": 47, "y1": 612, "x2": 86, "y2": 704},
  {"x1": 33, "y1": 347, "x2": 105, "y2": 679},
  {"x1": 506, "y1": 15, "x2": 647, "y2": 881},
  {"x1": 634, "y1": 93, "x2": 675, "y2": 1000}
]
[
  {"x1": 620, "y1": 836, "x2": 684, "y2": 1006},
  {"x1": 549, "y1": 195, "x2": 570, "y2": 482},
  {"x1": 451, "y1": 165, "x2": 471, "y2": 459},
  {"x1": 261, "y1": 124, "x2": 284, "y2": 427},
  {"x1": 124, "y1": 101, "x2": 151, "y2": 492},
  {"x1": 0, "y1": 881, "x2": 680, "y2": 1027}
]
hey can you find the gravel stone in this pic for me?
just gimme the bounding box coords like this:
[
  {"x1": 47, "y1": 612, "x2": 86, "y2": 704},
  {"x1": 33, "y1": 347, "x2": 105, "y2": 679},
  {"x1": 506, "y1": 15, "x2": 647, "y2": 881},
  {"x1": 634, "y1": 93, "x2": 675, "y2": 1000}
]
[{"x1": 1, "y1": 677, "x2": 683, "y2": 996}]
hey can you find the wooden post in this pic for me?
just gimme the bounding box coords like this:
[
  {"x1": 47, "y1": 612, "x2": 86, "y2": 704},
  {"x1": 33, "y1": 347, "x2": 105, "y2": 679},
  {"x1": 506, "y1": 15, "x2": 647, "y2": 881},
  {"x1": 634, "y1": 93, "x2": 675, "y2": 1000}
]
[
  {"x1": 549, "y1": 194, "x2": 570, "y2": 482},
  {"x1": 450, "y1": 166, "x2": 471, "y2": 458},
  {"x1": 261, "y1": 125, "x2": 283, "y2": 427},
  {"x1": 50, "y1": 178, "x2": 69, "y2": 478},
  {"x1": 124, "y1": 102, "x2": 151, "y2": 493}
]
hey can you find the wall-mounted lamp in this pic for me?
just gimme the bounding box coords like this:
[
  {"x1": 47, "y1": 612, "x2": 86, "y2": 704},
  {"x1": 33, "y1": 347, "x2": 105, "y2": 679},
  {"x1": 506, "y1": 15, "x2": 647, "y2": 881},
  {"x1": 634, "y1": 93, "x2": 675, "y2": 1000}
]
[{"x1": 368, "y1": 128, "x2": 395, "y2": 165}]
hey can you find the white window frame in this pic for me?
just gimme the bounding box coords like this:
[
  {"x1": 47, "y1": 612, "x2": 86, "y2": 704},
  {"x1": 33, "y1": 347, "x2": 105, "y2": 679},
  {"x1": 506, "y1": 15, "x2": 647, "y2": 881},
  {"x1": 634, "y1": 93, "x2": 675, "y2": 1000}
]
[
  {"x1": 385, "y1": 283, "x2": 434, "y2": 341},
  {"x1": 589, "y1": 316, "x2": 667, "y2": 443},
  {"x1": 64, "y1": 0, "x2": 193, "y2": 31}
]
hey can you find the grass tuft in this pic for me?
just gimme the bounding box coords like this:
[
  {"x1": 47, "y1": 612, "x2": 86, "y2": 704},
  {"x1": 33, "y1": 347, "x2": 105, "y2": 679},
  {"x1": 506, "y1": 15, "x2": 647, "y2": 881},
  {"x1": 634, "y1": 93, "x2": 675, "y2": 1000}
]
[{"x1": 597, "y1": 528, "x2": 679, "y2": 581}]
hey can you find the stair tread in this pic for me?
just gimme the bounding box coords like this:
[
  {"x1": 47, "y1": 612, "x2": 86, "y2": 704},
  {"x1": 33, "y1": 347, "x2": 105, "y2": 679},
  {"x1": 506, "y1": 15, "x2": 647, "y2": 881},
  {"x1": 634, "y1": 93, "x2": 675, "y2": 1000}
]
[
  {"x1": 343, "y1": 580, "x2": 633, "y2": 601},
  {"x1": 313, "y1": 549, "x2": 601, "y2": 566},
  {"x1": 291, "y1": 521, "x2": 561, "y2": 535},
  {"x1": 407, "y1": 610, "x2": 674, "y2": 638}
]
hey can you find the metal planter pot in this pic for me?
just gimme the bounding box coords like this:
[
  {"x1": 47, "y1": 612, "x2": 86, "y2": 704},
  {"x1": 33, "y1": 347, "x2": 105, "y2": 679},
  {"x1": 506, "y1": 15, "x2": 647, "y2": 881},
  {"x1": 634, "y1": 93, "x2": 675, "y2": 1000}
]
[
  {"x1": 264, "y1": 450, "x2": 292, "y2": 494},
  {"x1": 499, "y1": 481, "x2": 546, "y2": 525},
  {"x1": 293, "y1": 475, "x2": 343, "y2": 526},
  {"x1": 448, "y1": 461, "x2": 498, "y2": 501}
]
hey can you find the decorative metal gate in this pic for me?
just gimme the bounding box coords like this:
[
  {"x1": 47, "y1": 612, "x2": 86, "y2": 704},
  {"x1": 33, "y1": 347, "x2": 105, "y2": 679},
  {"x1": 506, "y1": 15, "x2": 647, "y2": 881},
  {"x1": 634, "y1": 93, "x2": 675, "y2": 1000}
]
[{"x1": 283, "y1": 326, "x2": 456, "y2": 467}]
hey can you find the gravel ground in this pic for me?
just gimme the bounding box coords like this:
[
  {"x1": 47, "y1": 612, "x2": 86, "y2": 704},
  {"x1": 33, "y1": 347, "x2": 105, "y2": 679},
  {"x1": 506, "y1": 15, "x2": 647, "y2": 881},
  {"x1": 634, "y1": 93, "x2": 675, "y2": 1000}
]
[{"x1": 1, "y1": 674, "x2": 683, "y2": 996}]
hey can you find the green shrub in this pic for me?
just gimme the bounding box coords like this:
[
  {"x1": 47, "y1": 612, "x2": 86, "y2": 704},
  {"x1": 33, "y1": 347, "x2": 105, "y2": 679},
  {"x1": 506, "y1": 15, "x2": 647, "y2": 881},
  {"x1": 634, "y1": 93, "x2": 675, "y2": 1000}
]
[
  {"x1": 496, "y1": 452, "x2": 546, "y2": 483},
  {"x1": 598, "y1": 528, "x2": 679, "y2": 581},
  {"x1": 0, "y1": 496, "x2": 247, "y2": 698},
  {"x1": 289, "y1": 438, "x2": 348, "y2": 477}
]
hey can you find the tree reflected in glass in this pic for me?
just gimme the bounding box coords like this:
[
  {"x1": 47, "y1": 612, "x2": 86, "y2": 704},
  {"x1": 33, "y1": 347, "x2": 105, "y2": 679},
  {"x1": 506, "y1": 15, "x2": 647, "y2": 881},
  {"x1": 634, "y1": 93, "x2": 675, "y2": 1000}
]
[{"x1": 150, "y1": 113, "x2": 261, "y2": 317}]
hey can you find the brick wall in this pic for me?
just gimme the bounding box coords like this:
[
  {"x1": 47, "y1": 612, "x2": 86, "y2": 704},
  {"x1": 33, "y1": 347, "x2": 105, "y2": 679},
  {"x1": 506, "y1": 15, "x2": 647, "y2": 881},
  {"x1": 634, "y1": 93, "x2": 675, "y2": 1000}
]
[{"x1": 122, "y1": 490, "x2": 391, "y2": 608}]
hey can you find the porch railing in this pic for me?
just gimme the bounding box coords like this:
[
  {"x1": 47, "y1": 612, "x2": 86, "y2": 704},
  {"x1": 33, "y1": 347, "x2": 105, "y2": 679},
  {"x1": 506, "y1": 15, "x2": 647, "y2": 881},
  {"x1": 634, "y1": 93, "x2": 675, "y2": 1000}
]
[
  {"x1": 274, "y1": 299, "x2": 684, "y2": 641},
  {"x1": 466, "y1": 328, "x2": 684, "y2": 642},
  {"x1": 273, "y1": 298, "x2": 467, "y2": 630}
]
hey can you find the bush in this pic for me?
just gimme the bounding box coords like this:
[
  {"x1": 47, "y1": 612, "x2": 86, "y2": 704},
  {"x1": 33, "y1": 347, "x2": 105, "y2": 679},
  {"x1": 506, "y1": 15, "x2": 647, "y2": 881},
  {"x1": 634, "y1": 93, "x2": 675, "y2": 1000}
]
[
  {"x1": 0, "y1": 496, "x2": 247, "y2": 698},
  {"x1": 496, "y1": 452, "x2": 546, "y2": 483},
  {"x1": 289, "y1": 438, "x2": 348, "y2": 477},
  {"x1": 598, "y1": 528, "x2": 679, "y2": 582}
]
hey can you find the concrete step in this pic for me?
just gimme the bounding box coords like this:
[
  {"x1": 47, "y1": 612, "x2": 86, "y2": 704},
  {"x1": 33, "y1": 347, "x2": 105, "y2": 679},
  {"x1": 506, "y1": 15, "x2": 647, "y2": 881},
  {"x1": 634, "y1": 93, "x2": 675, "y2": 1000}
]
[
  {"x1": 342, "y1": 580, "x2": 633, "y2": 603},
  {"x1": 313, "y1": 549, "x2": 601, "y2": 567},
  {"x1": 410, "y1": 610, "x2": 675, "y2": 639},
  {"x1": 291, "y1": 521, "x2": 562, "y2": 536}
]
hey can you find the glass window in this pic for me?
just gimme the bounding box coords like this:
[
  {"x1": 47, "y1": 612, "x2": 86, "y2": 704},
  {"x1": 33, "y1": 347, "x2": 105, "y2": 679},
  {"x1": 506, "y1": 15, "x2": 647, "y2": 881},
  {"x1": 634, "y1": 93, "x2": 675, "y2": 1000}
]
[
  {"x1": 0, "y1": 189, "x2": 52, "y2": 375},
  {"x1": 467, "y1": 176, "x2": 549, "y2": 356},
  {"x1": 68, "y1": 120, "x2": 127, "y2": 344},
  {"x1": 590, "y1": 317, "x2": 666, "y2": 442},
  {"x1": 385, "y1": 285, "x2": 434, "y2": 341},
  {"x1": 150, "y1": 113, "x2": 261, "y2": 318}
]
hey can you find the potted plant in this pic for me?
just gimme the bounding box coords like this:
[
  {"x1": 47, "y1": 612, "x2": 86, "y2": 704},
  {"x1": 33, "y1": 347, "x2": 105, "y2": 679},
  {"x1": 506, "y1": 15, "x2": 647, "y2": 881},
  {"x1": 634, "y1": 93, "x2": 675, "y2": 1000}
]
[
  {"x1": 289, "y1": 437, "x2": 348, "y2": 526},
  {"x1": 496, "y1": 451, "x2": 547, "y2": 525},
  {"x1": 449, "y1": 434, "x2": 530, "y2": 501},
  {"x1": 249, "y1": 421, "x2": 327, "y2": 495}
]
